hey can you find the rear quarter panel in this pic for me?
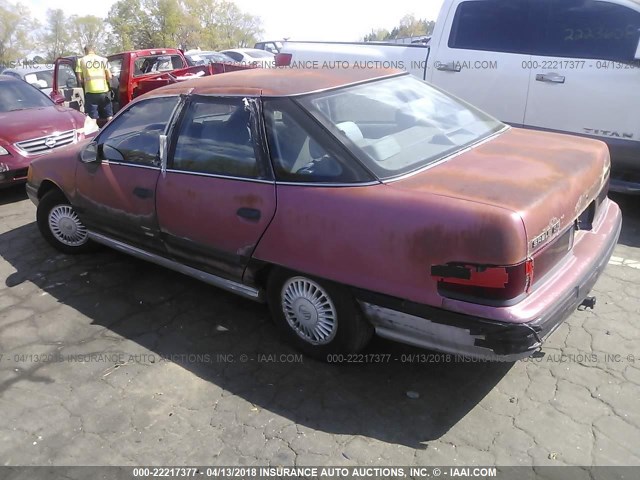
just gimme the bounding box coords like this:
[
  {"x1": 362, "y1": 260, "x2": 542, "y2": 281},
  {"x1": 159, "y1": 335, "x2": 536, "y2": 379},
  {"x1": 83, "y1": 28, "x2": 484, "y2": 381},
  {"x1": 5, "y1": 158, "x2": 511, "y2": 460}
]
[{"x1": 253, "y1": 183, "x2": 527, "y2": 306}]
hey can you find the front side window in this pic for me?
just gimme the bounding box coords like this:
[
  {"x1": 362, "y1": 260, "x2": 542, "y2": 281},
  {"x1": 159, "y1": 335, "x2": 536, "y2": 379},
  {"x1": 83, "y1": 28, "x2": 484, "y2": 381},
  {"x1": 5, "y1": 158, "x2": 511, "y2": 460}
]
[
  {"x1": 449, "y1": 0, "x2": 531, "y2": 54},
  {"x1": 537, "y1": 0, "x2": 640, "y2": 61},
  {"x1": 56, "y1": 63, "x2": 77, "y2": 89},
  {"x1": 97, "y1": 96, "x2": 179, "y2": 166},
  {"x1": 172, "y1": 96, "x2": 265, "y2": 179},
  {"x1": 299, "y1": 74, "x2": 505, "y2": 180}
]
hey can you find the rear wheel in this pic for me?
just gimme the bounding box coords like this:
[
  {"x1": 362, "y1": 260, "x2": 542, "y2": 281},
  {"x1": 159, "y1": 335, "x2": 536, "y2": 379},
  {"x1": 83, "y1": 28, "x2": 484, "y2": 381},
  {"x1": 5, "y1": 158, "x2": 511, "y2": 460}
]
[
  {"x1": 267, "y1": 269, "x2": 373, "y2": 359},
  {"x1": 36, "y1": 190, "x2": 96, "y2": 254}
]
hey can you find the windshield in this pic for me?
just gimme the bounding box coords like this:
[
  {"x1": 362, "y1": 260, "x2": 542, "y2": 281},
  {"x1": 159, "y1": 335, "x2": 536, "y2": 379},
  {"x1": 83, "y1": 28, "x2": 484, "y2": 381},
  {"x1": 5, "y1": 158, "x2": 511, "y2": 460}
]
[
  {"x1": 0, "y1": 79, "x2": 53, "y2": 112},
  {"x1": 298, "y1": 75, "x2": 505, "y2": 180}
]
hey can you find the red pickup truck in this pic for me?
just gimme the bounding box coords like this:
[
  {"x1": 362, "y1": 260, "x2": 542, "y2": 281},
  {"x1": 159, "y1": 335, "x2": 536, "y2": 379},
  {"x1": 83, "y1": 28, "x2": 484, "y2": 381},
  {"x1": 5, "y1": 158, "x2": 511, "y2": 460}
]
[{"x1": 50, "y1": 48, "x2": 249, "y2": 115}]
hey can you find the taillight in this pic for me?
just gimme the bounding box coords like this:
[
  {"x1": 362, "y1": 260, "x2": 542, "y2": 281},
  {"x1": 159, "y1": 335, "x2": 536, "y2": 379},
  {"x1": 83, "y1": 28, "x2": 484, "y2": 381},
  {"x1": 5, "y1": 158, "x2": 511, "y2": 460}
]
[
  {"x1": 431, "y1": 259, "x2": 534, "y2": 305},
  {"x1": 275, "y1": 53, "x2": 292, "y2": 67}
]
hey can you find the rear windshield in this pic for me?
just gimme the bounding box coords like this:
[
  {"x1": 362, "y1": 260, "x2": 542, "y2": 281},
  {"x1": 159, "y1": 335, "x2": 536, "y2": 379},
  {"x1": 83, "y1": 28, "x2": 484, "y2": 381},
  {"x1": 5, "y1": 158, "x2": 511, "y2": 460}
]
[
  {"x1": 298, "y1": 75, "x2": 505, "y2": 180},
  {"x1": 0, "y1": 79, "x2": 52, "y2": 112},
  {"x1": 134, "y1": 55, "x2": 184, "y2": 76}
]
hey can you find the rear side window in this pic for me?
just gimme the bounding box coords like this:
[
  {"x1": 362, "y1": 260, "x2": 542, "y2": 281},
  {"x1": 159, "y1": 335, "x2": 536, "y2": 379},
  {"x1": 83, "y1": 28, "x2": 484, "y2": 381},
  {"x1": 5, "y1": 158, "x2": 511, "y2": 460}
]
[
  {"x1": 449, "y1": 0, "x2": 531, "y2": 54},
  {"x1": 536, "y1": 0, "x2": 640, "y2": 61},
  {"x1": 264, "y1": 99, "x2": 374, "y2": 184}
]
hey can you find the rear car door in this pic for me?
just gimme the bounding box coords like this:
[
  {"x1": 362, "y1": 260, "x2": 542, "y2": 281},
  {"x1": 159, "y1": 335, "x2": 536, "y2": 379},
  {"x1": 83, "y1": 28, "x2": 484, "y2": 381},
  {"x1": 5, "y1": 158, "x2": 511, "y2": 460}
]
[
  {"x1": 523, "y1": 0, "x2": 640, "y2": 179},
  {"x1": 427, "y1": 0, "x2": 532, "y2": 125},
  {"x1": 155, "y1": 95, "x2": 276, "y2": 281},
  {"x1": 74, "y1": 95, "x2": 181, "y2": 251},
  {"x1": 52, "y1": 59, "x2": 85, "y2": 112}
]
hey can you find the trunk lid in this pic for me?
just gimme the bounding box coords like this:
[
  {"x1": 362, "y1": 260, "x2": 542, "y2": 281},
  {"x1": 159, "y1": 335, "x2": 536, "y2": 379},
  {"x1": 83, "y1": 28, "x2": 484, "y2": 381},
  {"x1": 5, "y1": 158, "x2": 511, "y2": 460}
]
[{"x1": 390, "y1": 127, "x2": 610, "y2": 256}]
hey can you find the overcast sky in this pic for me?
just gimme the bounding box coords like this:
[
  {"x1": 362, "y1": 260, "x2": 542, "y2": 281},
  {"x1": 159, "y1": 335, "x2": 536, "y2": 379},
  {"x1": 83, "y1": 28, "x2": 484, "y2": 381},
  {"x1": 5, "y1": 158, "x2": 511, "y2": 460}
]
[{"x1": 26, "y1": 0, "x2": 445, "y2": 42}]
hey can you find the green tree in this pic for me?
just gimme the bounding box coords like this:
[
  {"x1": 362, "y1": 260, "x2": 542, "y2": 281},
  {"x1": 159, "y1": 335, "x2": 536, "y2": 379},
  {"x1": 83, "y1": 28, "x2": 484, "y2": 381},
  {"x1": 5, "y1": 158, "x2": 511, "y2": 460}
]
[
  {"x1": 364, "y1": 28, "x2": 391, "y2": 42},
  {"x1": 70, "y1": 15, "x2": 107, "y2": 54},
  {"x1": 106, "y1": 0, "x2": 263, "y2": 52},
  {"x1": 364, "y1": 14, "x2": 435, "y2": 42},
  {"x1": 106, "y1": 0, "x2": 154, "y2": 52},
  {"x1": 144, "y1": 0, "x2": 182, "y2": 47},
  {"x1": 40, "y1": 9, "x2": 73, "y2": 61},
  {"x1": 0, "y1": 1, "x2": 35, "y2": 66}
]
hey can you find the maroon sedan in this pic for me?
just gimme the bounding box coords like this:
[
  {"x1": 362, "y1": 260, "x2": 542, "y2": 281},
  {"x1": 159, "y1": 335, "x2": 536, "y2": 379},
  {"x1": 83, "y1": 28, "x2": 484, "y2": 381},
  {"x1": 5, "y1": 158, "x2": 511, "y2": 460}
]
[
  {"x1": 0, "y1": 75, "x2": 98, "y2": 189},
  {"x1": 26, "y1": 69, "x2": 622, "y2": 360}
]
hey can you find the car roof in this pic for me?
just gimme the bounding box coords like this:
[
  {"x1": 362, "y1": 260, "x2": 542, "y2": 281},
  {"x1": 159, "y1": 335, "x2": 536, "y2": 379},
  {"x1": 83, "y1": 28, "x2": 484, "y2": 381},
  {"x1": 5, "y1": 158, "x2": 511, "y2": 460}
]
[
  {"x1": 0, "y1": 74, "x2": 21, "y2": 82},
  {"x1": 141, "y1": 68, "x2": 404, "y2": 98},
  {"x1": 1, "y1": 65, "x2": 54, "y2": 74}
]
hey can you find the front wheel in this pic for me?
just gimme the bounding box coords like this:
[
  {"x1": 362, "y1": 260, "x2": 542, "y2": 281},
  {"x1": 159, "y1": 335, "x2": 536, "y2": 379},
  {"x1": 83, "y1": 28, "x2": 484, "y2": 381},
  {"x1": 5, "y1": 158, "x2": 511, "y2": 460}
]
[
  {"x1": 36, "y1": 190, "x2": 97, "y2": 254},
  {"x1": 267, "y1": 269, "x2": 373, "y2": 359}
]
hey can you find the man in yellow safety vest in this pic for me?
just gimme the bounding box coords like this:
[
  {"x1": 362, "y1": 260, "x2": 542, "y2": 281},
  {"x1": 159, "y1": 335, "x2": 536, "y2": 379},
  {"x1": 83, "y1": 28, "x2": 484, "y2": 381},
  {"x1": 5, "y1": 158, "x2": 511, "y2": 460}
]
[{"x1": 75, "y1": 45, "x2": 113, "y2": 122}]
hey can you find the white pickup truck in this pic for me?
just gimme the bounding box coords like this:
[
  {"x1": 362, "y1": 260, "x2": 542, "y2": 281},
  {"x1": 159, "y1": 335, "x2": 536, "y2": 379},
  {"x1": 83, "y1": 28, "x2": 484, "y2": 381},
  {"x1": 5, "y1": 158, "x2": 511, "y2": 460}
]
[{"x1": 278, "y1": 0, "x2": 640, "y2": 193}]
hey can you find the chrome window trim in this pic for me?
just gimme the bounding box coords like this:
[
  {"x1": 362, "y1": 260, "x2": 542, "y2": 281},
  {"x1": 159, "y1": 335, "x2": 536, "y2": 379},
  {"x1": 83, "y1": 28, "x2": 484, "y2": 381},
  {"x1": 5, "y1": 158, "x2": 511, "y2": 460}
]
[
  {"x1": 275, "y1": 180, "x2": 380, "y2": 188},
  {"x1": 102, "y1": 160, "x2": 161, "y2": 171},
  {"x1": 165, "y1": 168, "x2": 275, "y2": 184}
]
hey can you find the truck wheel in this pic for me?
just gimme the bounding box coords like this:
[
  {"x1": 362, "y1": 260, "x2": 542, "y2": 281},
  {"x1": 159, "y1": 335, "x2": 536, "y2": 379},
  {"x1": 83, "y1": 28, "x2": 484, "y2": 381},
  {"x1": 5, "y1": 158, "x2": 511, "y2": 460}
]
[
  {"x1": 36, "y1": 191, "x2": 96, "y2": 254},
  {"x1": 267, "y1": 268, "x2": 373, "y2": 360}
]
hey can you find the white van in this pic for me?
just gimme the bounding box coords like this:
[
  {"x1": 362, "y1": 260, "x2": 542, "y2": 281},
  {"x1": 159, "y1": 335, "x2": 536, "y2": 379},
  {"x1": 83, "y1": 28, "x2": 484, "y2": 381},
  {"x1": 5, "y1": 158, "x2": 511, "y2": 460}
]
[{"x1": 278, "y1": 0, "x2": 640, "y2": 193}]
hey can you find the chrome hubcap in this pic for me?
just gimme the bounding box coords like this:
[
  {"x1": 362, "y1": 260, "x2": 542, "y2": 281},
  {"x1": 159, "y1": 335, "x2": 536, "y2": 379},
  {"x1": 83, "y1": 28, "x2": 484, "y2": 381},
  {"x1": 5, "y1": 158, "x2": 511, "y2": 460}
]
[
  {"x1": 48, "y1": 205, "x2": 88, "y2": 247},
  {"x1": 281, "y1": 277, "x2": 337, "y2": 345}
]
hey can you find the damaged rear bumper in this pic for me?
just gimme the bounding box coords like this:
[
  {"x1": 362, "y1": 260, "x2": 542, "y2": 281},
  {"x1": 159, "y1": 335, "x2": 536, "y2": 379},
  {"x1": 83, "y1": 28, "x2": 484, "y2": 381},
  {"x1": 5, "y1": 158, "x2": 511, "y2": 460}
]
[{"x1": 356, "y1": 199, "x2": 622, "y2": 361}]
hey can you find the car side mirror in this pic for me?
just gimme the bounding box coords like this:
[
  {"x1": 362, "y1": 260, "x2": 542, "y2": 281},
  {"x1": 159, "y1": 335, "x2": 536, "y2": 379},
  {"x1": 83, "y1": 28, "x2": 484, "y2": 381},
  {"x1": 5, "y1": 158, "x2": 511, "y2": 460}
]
[
  {"x1": 80, "y1": 142, "x2": 99, "y2": 163},
  {"x1": 635, "y1": 36, "x2": 640, "y2": 60},
  {"x1": 66, "y1": 77, "x2": 78, "y2": 88},
  {"x1": 51, "y1": 93, "x2": 65, "y2": 105}
]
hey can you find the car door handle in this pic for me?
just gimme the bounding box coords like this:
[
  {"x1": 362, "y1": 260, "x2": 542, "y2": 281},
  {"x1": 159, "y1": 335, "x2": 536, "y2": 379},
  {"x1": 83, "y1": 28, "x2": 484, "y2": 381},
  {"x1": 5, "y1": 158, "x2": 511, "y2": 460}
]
[
  {"x1": 237, "y1": 207, "x2": 261, "y2": 222},
  {"x1": 435, "y1": 61, "x2": 462, "y2": 72},
  {"x1": 535, "y1": 73, "x2": 565, "y2": 84},
  {"x1": 133, "y1": 187, "x2": 153, "y2": 199}
]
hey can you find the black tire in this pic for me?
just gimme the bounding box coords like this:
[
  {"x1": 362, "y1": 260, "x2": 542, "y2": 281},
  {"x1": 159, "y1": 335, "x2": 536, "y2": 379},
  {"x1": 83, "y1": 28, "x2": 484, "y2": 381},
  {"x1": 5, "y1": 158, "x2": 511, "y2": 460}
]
[
  {"x1": 36, "y1": 190, "x2": 97, "y2": 254},
  {"x1": 267, "y1": 268, "x2": 373, "y2": 360}
]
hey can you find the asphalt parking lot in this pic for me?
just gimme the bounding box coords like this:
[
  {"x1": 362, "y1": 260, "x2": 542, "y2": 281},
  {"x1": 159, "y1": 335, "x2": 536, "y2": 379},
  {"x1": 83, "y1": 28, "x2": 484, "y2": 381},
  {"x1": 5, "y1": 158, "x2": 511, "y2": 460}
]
[{"x1": 0, "y1": 186, "x2": 638, "y2": 467}]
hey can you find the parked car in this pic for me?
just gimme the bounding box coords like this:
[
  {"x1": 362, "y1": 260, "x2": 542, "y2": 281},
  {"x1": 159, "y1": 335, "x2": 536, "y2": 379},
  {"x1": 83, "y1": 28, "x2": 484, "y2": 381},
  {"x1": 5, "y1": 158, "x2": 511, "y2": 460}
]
[
  {"x1": 26, "y1": 69, "x2": 621, "y2": 360},
  {"x1": 51, "y1": 49, "x2": 252, "y2": 117},
  {"x1": 185, "y1": 51, "x2": 238, "y2": 67},
  {"x1": 220, "y1": 48, "x2": 275, "y2": 68},
  {"x1": 277, "y1": 0, "x2": 640, "y2": 193},
  {"x1": 0, "y1": 65, "x2": 55, "y2": 95},
  {"x1": 0, "y1": 75, "x2": 97, "y2": 189}
]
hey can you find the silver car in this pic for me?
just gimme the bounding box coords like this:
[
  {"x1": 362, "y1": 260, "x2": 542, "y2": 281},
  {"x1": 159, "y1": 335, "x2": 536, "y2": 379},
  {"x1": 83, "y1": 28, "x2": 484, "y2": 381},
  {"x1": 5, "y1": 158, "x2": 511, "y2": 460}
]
[{"x1": 1, "y1": 65, "x2": 55, "y2": 95}]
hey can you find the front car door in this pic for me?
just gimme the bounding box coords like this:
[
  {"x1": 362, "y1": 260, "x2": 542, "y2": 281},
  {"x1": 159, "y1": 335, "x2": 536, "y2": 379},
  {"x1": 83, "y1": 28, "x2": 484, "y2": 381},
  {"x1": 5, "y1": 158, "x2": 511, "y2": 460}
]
[
  {"x1": 523, "y1": 0, "x2": 640, "y2": 185},
  {"x1": 52, "y1": 58, "x2": 84, "y2": 112},
  {"x1": 427, "y1": 0, "x2": 532, "y2": 125},
  {"x1": 74, "y1": 95, "x2": 181, "y2": 251},
  {"x1": 155, "y1": 95, "x2": 276, "y2": 281}
]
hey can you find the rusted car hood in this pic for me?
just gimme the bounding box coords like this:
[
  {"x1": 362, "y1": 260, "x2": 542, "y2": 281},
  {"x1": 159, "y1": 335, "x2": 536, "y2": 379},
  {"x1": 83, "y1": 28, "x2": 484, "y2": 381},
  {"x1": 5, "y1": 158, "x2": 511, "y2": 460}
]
[{"x1": 391, "y1": 128, "x2": 610, "y2": 253}]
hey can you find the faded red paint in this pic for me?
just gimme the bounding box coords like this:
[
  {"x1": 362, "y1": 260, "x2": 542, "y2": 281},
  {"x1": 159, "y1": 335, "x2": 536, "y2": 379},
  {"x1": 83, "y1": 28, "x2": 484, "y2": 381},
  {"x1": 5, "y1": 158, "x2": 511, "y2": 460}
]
[{"x1": 27, "y1": 68, "x2": 622, "y2": 329}]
